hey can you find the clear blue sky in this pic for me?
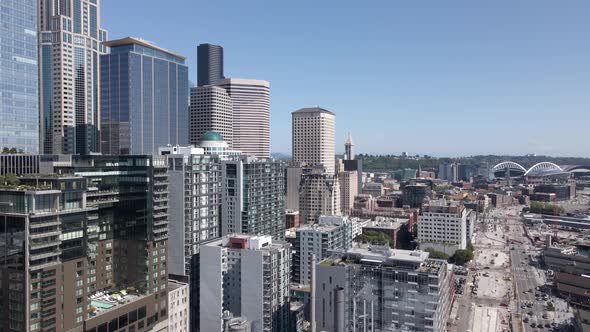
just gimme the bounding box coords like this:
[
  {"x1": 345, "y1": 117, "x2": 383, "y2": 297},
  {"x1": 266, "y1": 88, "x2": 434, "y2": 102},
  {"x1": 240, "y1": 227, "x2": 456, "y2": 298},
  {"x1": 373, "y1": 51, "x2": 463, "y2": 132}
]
[{"x1": 102, "y1": 1, "x2": 590, "y2": 157}]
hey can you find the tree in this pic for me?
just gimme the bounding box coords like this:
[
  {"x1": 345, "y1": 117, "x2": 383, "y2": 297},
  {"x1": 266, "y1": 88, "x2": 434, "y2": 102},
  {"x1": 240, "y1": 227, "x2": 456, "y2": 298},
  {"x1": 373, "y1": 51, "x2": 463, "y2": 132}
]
[
  {"x1": 358, "y1": 230, "x2": 393, "y2": 247},
  {"x1": 451, "y1": 249, "x2": 474, "y2": 266},
  {"x1": 0, "y1": 174, "x2": 19, "y2": 186},
  {"x1": 1, "y1": 147, "x2": 9, "y2": 154},
  {"x1": 425, "y1": 248, "x2": 449, "y2": 260}
]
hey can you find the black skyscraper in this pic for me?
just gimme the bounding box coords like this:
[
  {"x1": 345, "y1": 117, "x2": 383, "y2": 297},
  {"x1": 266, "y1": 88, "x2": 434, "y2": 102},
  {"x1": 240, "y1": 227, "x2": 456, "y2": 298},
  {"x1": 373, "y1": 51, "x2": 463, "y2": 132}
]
[{"x1": 197, "y1": 43, "x2": 224, "y2": 86}]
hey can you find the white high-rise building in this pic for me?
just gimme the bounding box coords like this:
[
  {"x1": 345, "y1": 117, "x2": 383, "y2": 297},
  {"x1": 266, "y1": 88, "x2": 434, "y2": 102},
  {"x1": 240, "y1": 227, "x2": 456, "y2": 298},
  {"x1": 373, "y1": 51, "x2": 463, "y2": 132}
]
[
  {"x1": 299, "y1": 168, "x2": 341, "y2": 224},
  {"x1": 200, "y1": 235, "x2": 291, "y2": 332},
  {"x1": 168, "y1": 279, "x2": 190, "y2": 332},
  {"x1": 38, "y1": 0, "x2": 108, "y2": 154},
  {"x1": 292, "y1": 107, "x2": 336, "y2": 174},
  {"x1": 189, "y1": 85, "x2": 233, "y2": 147},
  {"x1": 418, "y1": 199, "x2": 468, "y2": 256},
  {"x1": 217, "y1": 78, "x2": 270, "y2": 158}
]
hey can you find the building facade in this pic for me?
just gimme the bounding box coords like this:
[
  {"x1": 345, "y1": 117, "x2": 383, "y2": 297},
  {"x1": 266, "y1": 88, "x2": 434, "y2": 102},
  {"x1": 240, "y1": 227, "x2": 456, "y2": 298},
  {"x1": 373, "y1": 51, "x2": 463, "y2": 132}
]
[
  {"x1": 299, "y1": 169, "x2": 341, "y2": 224},
  {"x1": 158, "y1": 145, "x2": 221, "y2": 276},
  {"x1": 217, "y1": 78, "x2": 270, "y2": 158},
  {"x1": 200, "y1": 235, "x2": 291, "y2": 332},
  {"x1": 0, "y1": 176, "x2": 93, "y2": 331},
  {"x1": 1, "y1": 0, "x2": 38, "y2": 153},
  {"x1": 189, "y1": 85, "x2": 233, "y2": 147},
  {"x1": 0, "y1": 154, "x2": 40, "y2": 175},
  {"x1": 401, "y1": 183, "x2": 432, "y2": 208},
  {"x1": 286, "y1": 164, "x2": 303, "y2": 211},
  {"x1": 418, "y1": 200, "x2": 468, "y2": 256},
  {"x1": 197, "y1": 43, "x2": 224, "y2": 86},
  {"x1": 293, "y1": 216, "x2": 355, "y2": 284},
  {"x1": 339, "y1": 169, "x2": 359, "y2": 216},
  {"x1": 292, "y1": 107, "x2": 336, "y2": 174},
  {"x1": 53, "y1": 155, "x2": 170, "y2": 331},
  {"x1": 222, "y1": 156, "x2": 286, "y2": 240},
  {"x1": 168, "y1": 279, "x2": 190, "y2": 332},
  {"x1": 316, "y1": 247, "x2": 452, "y2": 332},
  {"x1": 0, "y1": 166, "x2": 169, "y2": 332},
  {"x1": 100, "y1": 37, "x2": 189, "y2": 155},
  {"x1": 39, "y1": 0, "x2": 108, "y2": 154}
]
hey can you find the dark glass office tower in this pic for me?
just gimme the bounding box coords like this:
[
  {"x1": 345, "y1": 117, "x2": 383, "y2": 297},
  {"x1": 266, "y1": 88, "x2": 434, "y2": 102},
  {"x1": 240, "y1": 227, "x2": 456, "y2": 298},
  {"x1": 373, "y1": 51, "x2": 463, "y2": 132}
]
[
  {"x1": 0, "y1": 158, "x2": 170, "y2": 331},
  {"x1": 197, "y1": 43, "x2": 224, "y2": 86},
  {"x1": 100, "y1": 37, "x2": 189, "y2": 155}
]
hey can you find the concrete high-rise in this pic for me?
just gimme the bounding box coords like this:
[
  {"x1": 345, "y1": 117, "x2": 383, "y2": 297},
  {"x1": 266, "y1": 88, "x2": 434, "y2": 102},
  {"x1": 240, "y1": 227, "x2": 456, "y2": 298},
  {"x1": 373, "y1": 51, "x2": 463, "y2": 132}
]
[
  {"x1": 221, "y1": 156, "x2": 286, "y2": 240},
  {"x1": 100, "y1": 37, "x2": 189, "y2": 154},
  {"x1": 158, "y1": 146, "x2": 222, "y2": 277},
  {"x1": 200, "y1": 235, "x2": 291, "y2": 332},
  {"x1": 217, "y1": 78, "x2": 270, "y2": 158},
  {"x1": 299, "y1": 168, "x2": 341, "y2": 224},
  {"x1": 1, "y1": 0, "x2": 38, "y2": 153},
  {"x1": 39, "y1": 0, "x2": 108, "y2": 154},
  {"x1": 197, "y1": 43, "x2": 224, "y2": 86},
  {"x1": 338, "y1": 168, "x2": 358, "y2": 215},
  {"x1": 293, "y1": 216, "x2": 356, "y2": 284},
  {"x1": 189, "y1": 85, "x2": 233, "y2": 147},
  {"x1": 316, "y1": 247, "x2": 452, "y2": 332},
  {"x1": 418, "y1": 199, "x2": 468, "y2": 256},
  {"x1": 292, "y1": 107, "x2": 336, "y2": 174}
]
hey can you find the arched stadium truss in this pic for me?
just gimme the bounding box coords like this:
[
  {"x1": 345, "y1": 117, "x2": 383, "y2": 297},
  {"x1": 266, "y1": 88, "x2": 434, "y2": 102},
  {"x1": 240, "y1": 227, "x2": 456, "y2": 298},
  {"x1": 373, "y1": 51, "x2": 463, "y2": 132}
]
[{"x1": 492, "y1": 161, "x2": 564, "y2": 177}]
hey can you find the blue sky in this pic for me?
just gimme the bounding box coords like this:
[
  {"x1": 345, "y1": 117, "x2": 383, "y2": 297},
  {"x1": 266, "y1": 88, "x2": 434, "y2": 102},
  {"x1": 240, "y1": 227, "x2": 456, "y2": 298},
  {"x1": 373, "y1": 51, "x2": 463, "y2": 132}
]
[{"x1": 102, "y1": 1, "x2": 590, "y2": 157}]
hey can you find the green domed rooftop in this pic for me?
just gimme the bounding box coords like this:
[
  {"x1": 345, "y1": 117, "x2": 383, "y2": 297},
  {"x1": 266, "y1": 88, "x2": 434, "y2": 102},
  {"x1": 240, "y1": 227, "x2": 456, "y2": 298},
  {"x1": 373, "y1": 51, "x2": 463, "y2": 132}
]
[{"x1": 200, "y1": 131, "x2": 225, "y2": 142}]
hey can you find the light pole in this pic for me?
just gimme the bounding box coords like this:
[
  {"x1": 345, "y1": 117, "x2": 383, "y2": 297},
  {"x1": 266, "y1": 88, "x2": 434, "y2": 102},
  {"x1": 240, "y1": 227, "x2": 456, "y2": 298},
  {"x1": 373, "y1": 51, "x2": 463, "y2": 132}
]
[{"x1": 0, "y1": 202, "x2": 14, "y2": 266}]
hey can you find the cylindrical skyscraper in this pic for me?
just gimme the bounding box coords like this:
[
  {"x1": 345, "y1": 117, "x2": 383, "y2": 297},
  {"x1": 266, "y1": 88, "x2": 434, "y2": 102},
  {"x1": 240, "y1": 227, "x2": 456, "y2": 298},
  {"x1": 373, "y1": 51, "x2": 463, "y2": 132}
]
[{"x1": 292, "y1": 107, "x2": 336, "y2": 174}]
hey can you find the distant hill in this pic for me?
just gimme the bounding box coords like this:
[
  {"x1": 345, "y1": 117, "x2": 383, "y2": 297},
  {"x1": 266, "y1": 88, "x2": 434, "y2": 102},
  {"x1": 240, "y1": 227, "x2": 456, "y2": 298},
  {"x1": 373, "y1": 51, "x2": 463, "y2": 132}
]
[
  {"x1": 358, "y1": 154, "x2": 590, "y2": 172},
  {"x1": 271, "y1": 152, "x2": 291, "y2": 161}
]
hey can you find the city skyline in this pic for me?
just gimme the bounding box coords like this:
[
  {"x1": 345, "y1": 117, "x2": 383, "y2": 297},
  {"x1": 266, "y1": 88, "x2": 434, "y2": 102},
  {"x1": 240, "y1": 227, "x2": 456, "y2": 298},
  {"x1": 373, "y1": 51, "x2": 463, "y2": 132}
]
[
  {"x1": 2, "y1": 1, "x2": 589, "y2": 332},
  {"x1": 101, "y1": 0, "x2": 590, "y2": 157}
]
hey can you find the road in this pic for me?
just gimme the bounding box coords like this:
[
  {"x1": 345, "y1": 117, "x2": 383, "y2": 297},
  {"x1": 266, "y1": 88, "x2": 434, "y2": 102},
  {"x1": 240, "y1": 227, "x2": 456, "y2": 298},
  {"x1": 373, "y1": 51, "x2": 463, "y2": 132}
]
[{"x1": 508, "y1": 222, "x2": 550, "y2": 332}]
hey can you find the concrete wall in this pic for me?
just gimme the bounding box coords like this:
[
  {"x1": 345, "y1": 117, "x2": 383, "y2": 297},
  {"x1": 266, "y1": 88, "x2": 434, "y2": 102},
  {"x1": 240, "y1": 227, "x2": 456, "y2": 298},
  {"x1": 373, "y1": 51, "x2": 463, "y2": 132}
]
[
  {"x1": 199, "y1": 245, "x2": 224, "y2": 332},
  {"x1": 241, "y1": 250, "x2": 264, "y2": 332}
]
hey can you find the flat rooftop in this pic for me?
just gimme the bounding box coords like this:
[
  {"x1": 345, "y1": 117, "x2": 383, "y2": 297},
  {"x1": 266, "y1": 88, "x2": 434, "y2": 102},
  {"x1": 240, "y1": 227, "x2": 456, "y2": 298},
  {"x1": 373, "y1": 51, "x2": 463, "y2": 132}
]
[
  {"x1": 363, "y1": 218, "x2": 408, "y2": 230},
  {"x1": 320, "y1": 246, "x2": 445, "y2": 274},
  {"x1": 104, "y1": 37, "x2": 186, "y2": 59}
]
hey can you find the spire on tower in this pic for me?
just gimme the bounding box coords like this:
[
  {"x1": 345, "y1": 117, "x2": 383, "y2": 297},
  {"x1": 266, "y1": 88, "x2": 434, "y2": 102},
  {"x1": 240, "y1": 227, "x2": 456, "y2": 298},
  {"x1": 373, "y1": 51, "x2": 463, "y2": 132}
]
[
  {"x1": 344, "y1": 133, "x2": 355, "y2": 160},
  {"x1": 345, "y1": 133, "x2": 354, "y2": 146}
]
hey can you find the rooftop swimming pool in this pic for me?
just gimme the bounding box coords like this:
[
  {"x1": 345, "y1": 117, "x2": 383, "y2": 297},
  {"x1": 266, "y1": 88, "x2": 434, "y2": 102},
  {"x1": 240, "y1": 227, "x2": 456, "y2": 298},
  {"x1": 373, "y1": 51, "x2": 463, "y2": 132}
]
[{"x1": 91, "y1": 300, "x2": 114, "y2": 309}]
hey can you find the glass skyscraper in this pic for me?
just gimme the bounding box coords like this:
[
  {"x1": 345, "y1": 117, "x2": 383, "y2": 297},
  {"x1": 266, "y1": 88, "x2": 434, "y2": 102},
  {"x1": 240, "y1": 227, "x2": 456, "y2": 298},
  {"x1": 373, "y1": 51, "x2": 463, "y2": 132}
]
[
  {"x1": 197, "y1": 43, "x2": 224, "y2": 86},
  {"x1": 100, "y1": 37, "x2": 189, "y2": 154},
  {"x1": 0, "y1": 0, "x2": 39, "y2": 153},
  {"x1": 38, "y1": 0, "x2": 108, "y2": 155}
]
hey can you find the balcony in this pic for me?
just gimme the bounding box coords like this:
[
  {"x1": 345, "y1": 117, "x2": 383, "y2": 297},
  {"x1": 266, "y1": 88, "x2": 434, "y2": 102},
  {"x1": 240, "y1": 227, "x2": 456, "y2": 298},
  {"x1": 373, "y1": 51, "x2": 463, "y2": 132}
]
[
  {"x1": 30, "y1": 250, "x2": 61, "y2": 261},
  {"x1": 30, "y1": 230, "x2": 60, "y2": 240},
  {"x1": 154, "y1": 219, "x2": 167, "y2": 227},
  {"x1": 29, "y1": 220, "x2": 60, "y2": 229},
  {"x1": 30, "y1": 241, "x2": 60, "y2": 251}
]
